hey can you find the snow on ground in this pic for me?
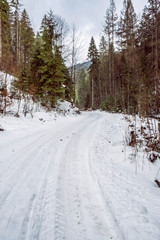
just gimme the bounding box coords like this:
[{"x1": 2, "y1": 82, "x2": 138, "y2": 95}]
[
  {"x1": 0, "y1": 71, "x2": 79, "y2": 120},
  {"x1": 0, "y1": 111, "x2": 160, "y2": 240},
  {"x1": 91, "y1": 113, "x2": 160, "y2": 240}
]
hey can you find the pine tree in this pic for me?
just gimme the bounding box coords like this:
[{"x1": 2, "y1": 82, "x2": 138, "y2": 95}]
[
  {"x1": 104, "y1": 0, "x2": 117, "y2": 97},
  {"x1": 116, "y1": 0, "x2": 138, "y2": 113},
  {"x1": 20, "y1": 9, "x2": 34, "y2": 68},
  {"x1": 77, "y1": 69, "x2": 90, "y2": 109},
  {"x1": 88, "y1": 37, "x2": 100, "y2": 109},
  {"x1": 12, "y1": 8, "x2": 34, "y2": 101},
  {"x1": 39, "y1": 11, "x2": 66, "y2": 108},
  {"x1": 29, "y1": 33, "x2": 43, "y2": 101},
  {"x1": 10, "y1": 0, "x2": 21, "y2": 70},
  {"x1": 0, "y1": 0, "x2": 12, "y2": 70},
  {"x1": 99, "y1": 36, "x2": 108, "y2": 101},
  {"x1": 63, "y1": 67, "x2": 73, "y2": 102},
  {"x1": 109, "y1": 0, "x2": 117, "y2": 97},
  {"x1": 139, "y1": 0, "x2": 160, "y2": 114}
]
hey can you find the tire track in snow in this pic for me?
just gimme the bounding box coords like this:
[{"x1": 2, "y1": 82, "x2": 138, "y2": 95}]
[
  {"x1": 88, "y1": 155, "x2": 126, "y2": 240},
  {"x1": 0, "y1": 126, "x2": 63, "y2": 240},
  {"x1": 23, "y1": 118, "x2": 91, "y2": 240},
  {"x1": 0, "y1": 112, "x2": 125, "y2": 240},
  {"x1": 0, "y1": 126, "x2": 55, "y2": 179},
  {"x1": 88, "y1": 117, "x2": 126, "y2": 240},
  {"x1": 24, "y1": 139, "x2": 56, "y2": 240},
  {"x1": 25, "y1": 137, "x2": 67, "y2": 240},
  {"x1": 0, "y1": 130, "x2": 55, "y2": 211},
  {"x1": 43, "y1": 112, "x2": 122, "y2": 240}
]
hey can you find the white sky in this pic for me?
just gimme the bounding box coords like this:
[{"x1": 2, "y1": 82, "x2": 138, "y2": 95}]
[{"x1": 21, "y1": 0, "x2": 148, "y2": 62}]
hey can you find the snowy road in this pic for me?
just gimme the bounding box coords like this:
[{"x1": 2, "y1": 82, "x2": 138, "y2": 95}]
[
  {"x1": 0, "y1": 111, "x2": 160, "y2": 240},
  {"x1": 0, "y1": 112, "x2": 121, "y2": 240}
]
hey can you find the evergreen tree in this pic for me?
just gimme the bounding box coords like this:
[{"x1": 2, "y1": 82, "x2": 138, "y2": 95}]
[
  {"x1": 0, "y1": 0, "x2": 12, "y2": 70},
  {"x1": 20, "y1": 9, "x2": 34, "y2": 68},
  {"x1": 99, "y1": 36, "x2": 108, "y2": 101},
  {"x1": 39, "y1": 11, "x2": 66, "y2": 108},
  {"x1": 12, "y1": 8, "x2": 34, "y2": 101},
  {"x1": 139, "y1": 0, "x2": 160, "y2": 114},
  {"x1": 116, "y1": 0, "x2": 138, "y2": 113},
  {"x1": 88, "y1": 37, "x2": 100, "y2": 109},
  {"x1": 104, "y1": 0, "x2": 117, "y2": 97},
  {"x1": 29, "y1": 33, "x2": 43, "y2": 101},
  {"x1": 77, "y1": 69, "x2": 90, "y2": 109},
  {"x1": 63, "y1": 67, "x2": 73, "y2": 102},
  {"x1": 10, "y1": 0, "x2": 21, "y2": 71}
]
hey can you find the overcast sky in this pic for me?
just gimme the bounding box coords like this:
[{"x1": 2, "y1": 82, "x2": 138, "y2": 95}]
[{"x1": 21, "y1": 0, "x2": 148, "y2": 62}]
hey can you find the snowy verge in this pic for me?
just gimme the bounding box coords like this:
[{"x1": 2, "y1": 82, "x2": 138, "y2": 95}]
[
  {"x1": 0, "y1": 102, "x2": 80, "y2": 132},
  {"x1": 91, "y1": 113, "x2": 160, "y2": 240},
  {"x1": 0, "y1": 71, "x2": 80, "y2": 131}
]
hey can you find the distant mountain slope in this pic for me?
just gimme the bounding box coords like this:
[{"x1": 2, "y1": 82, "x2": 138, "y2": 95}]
[{"x1": 75, "y1": 61, "x2": 91, "y2": 72}]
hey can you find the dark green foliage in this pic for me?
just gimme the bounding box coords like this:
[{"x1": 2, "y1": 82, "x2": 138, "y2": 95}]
[
  {"x1": 63, "y1": 68, "x2": 73, "y2": 102},
  {"x1": 0, "y1": 0, "x2": 11, "y2": 55},
  {"x1": 39, "y1": 47, "x2": 66, "y2": 108},
  {"x1": 6, "y1": 6, "x2": 72, "y2": 110},
  {"x1": 37, "y1": 11, "x2": 67, "y2": 108},
  {"x1": 88, "y1": 37, "x2": 100, "y2": 109},
  {"x1": 20, "y1": 9, "x2": 34, "y2": 68},
  {"x1": 29, "y1": 34, "x2": 44, "y2": 100},
  {"x1": 99, "y1": 36, "x2": 108, "y2": 101},
  {"x1": 0, "y1": 0, "x2": 12, "y2": 71},
  {"x1": 77, "y1": 69, "x2": 90, "y2": 109},
  {"x1": 100, "y1": 95, "x2": 123, "y2": 113}
]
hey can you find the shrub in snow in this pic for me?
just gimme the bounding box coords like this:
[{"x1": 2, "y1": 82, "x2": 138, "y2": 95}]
[{"x1": 125, "y1": 115, "x2": 160, "y2": 165}]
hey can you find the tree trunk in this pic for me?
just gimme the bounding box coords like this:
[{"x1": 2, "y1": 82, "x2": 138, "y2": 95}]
[
  {"x1": 155, "y1": 0, "x2": 159, "y2": 113},
  {"x1": 158, "y1": 122, "x2": 160, "y2": 141},
  {"x1": 0, "y1": 16, "x2": 2, "y2": 59},
  {"x1": 71, "y1": 24, "x2": 76, "y2": 104},
  {"x1": 92, "y1": 78, "x2": 94, "y2": 109}
]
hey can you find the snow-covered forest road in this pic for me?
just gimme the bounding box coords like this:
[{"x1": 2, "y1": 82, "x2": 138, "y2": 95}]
[{"x1": 0, "y1": 112, "x2": 160, "y2": 240}]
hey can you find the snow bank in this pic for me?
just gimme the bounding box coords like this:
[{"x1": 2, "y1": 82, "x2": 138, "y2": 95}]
[
  {"x1": 56, "y1": 100, "x2": 80, "y2": 115},
  {"x1": 91, "y1": 113, "x2": 160, "y2": 240},
  {"x1": 0, "y1": 72, "x2": 80, "y2": 131},
  {"x1": 0, "y1": 102, "x2": 79, "y2": 132}
]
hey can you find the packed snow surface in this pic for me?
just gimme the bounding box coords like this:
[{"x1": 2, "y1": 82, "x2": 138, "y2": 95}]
[{"x1": 0, "y1": 111, "x2": 160, "y2": 240}]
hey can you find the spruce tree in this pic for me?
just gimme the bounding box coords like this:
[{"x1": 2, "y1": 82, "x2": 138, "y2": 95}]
[
  {"x1": 88, "y1": 37, "x2": 100, "y2": 109},
  {"x1": 20, "y1": 9, "x2": 34, "y2": 68},
  {"x1": 77, "y1": 69, "x2": 89, "y2": 109},
  {"x1": 117, "y1": 0, "x2": 138, "y2": 113},
  {"x1": 29, "y1": 33, "x2": 43, "y2": 101},
  {"x1": 39, "y1": 11, "x2": 66, "y2": 108},
  {"x1": 0, "y1": 0, "x2": 12, "y2": 70},
  {"x1": 104, "y1": 0, "x2": 117, "y2": 97},
  {"x1": 99, "y1": 36, "x2": 108, "y2": 101},
  {"x1": 10, "y1": 0, "x2": 21, "y2": 70},
  {"x1": 139, "y1": 0, "x2": 160, "y2": 114}
]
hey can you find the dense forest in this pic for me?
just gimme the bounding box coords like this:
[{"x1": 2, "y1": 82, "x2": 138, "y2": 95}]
[
  {"x1": 77, "y1": 0, "x2": 160, "y2": 116},
  {"x1": 0, "y1": 0, "x2": 160, "y2": 116},
  {"x1": 0, "y1": 0, "x2": 74, "y2": 113}
]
